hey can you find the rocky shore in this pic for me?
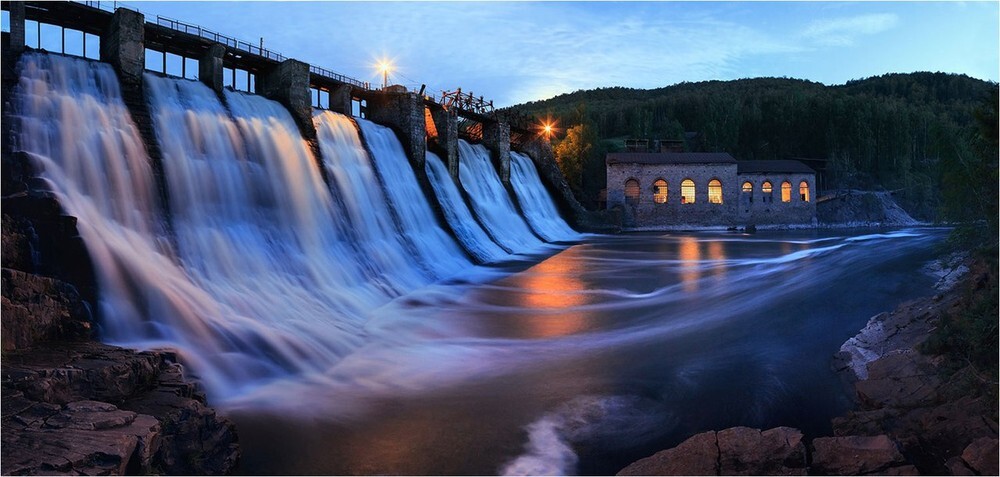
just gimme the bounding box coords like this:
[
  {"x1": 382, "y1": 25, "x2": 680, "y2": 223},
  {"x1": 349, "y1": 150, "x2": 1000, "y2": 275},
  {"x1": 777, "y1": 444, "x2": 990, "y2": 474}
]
[
  {"x1": 618, "y1": 254, "x2": 998, "y2": 476},
  {"x1": 2, "y1": 158, "x2": 240, "y2": 475}
]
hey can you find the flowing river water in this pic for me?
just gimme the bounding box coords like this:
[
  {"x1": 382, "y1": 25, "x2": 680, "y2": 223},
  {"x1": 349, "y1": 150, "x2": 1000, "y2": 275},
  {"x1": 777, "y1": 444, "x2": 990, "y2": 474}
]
[{"x1": 230, "y1": 228, "x2": 946, "y2": 475}]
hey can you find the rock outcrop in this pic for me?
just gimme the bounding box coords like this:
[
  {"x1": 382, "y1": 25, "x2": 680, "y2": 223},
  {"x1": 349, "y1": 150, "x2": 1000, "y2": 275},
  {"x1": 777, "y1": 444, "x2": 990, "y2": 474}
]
[
  {"x1": 618, "y1": 255, "x2": 998, "y2": 476},
  {"x1": 2, "y1": 342, "x2": 239, "y2": 475},
  {"x1": 618, "y1": 427, "x2": 808, "y2": 476},
  {"x1": 817, "y1": 190, "x2": 920, "y2": 227}
]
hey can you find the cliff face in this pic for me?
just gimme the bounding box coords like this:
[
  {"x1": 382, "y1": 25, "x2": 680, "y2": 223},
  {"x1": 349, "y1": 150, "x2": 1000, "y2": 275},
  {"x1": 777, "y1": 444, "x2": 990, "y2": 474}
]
[
  {"x1": 1, "y1": 153, "x2": 240, "y2": 475},
  {"x1": 617, "y1": 254, "x2": 999, "y2": 476}
]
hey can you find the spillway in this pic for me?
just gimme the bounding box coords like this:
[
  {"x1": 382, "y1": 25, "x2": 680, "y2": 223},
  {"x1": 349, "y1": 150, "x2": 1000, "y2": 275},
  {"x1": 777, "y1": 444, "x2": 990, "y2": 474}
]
[
  {"x1": 354, "y1": 117, "x2": 471, "y2": 278},
  {"x1": 509, "y1": 151, "x2": 579, "y2": 242},
  {"x1": 458, "y1": 140, "x2": 546, "y2": 253},
  {"x1": 424, "y1": 151, "x2": 511, "y2": 263}
]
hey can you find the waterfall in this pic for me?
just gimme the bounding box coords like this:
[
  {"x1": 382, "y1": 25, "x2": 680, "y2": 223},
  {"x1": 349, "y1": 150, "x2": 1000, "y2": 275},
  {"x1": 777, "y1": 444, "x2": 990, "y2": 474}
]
[
  {"x1": 457, "y1": 140, "x2": 545, "y2": 253},
  {"x1": 309, "y1": 109, "x2": 432, "y2": 291},
  {"x1": 509, "y1": 151, "x2": 579, "y2": 242},
  {"x1": 424, "y1": 151, "x2": 510, "y2": 263},
  {"x1": 10, "y1": 53, "x2": 580, "y2": 402},
  {"x1": 351, "y1": 117, "x2": 471, "y2": 278}
]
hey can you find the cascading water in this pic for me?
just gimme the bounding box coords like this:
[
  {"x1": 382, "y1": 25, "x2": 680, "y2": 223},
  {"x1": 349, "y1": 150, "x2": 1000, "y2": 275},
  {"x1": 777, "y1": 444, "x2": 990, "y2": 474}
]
[
  {"x1": 343, "y1": 115, "x2": 470, "y2": 279},
  {"x1": 509, "y1": 151, "x2": 579, "y2": 242},
  {"x1": 424, "y1": 151, "x2": 510, "y2": 263},
  {"x1": 309, "y1": 109, "x2": 433, "y2": 290},
  {"x1": 458, "y1": 140, "x2": 545, "y2": 253}
]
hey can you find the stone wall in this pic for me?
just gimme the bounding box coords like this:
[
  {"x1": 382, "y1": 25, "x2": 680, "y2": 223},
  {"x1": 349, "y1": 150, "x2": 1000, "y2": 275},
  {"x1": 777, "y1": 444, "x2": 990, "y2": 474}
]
[
  {"x1": 737, "y1": 173, "x2": 817, "y2": 226},
  {"x1": 607, "y1": 163, "x2": 817, "y2": 228},
  {"x1": 607, "y1": 162, "x2": 739, "y2": 227}
]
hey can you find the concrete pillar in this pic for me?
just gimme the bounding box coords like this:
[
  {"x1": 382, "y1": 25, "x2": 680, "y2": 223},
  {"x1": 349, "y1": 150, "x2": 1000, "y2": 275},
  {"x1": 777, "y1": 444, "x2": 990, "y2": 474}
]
[
  {"x1": 430, "y1": 107, "x2": 459, "y2": 179},
  {"x1": 329, "y1": 84, "x2": 353, "y2": 116},
  {"x1": 255, "y1": 59, "x2": 313, "y2": 132},
  {"x1": 482, "y1": 120, "x2": 511, "y2": 185},
  {"x1": 199, "y1": 43, "x2": 225, "y2": 93},
  {"x1": 366, "y1": 91, "x2": 426, "y2": 170},
  {"x1": 100, "y1": 8, "x2": 145, "y2": 86},
  {"x1": 8, "y1": 2, "x2": 25, "y2": 54}
]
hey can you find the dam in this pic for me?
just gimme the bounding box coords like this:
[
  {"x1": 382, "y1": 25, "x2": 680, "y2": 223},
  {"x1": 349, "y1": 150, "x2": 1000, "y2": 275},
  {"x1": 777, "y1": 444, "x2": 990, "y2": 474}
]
[{"x1": 0, "y1": 2, "x2": 952, "y2": 475}]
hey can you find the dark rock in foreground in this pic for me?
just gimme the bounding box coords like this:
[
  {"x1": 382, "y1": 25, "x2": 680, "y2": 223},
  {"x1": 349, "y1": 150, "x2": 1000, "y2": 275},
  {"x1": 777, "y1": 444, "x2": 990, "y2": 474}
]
[
  {"x1": 2, "y1": 341, "x2": 240, "y2": 475},
  {"x1": 1, "y1": 267, "x2": 239, "y2": 475}
]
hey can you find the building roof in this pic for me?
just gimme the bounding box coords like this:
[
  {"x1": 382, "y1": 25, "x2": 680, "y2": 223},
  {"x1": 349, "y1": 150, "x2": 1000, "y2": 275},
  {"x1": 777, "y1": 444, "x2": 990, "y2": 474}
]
[
  {"x1": 737, "y1": 160, "x2": 815, "y2": 174},
  {"x1": 606, "y1": 152, "x2": 737, "y2": 165}
]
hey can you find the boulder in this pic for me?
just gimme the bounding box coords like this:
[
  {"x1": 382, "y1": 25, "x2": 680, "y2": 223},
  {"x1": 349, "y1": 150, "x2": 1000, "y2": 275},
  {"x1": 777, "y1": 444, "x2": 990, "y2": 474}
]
[
  {"x1": 811, "y1": 435, "x2": 906, "y2": 475},
  {"x1": 617, "y1": 430, "x2": 718, "y2": 476},
  {"x1": 960, "y1": 437, "x2": 999, "y2": 476}
]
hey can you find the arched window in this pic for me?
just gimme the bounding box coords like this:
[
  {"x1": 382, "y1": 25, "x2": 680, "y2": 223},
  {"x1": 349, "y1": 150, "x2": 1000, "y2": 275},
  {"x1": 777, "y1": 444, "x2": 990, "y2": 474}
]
[
  {"x1": 799, "y1": 181, "x2": 810, "y2": 202},
  {"x1": 653, "y1": 179, "x2": 668, "y2": 204},
  {"x1": 741, "y1": 181, "x2": 753, "y2": 203},
  {"x1": 681, "y1": 179, "x2": 696, "y2": 204},
  {"x1": 762, "y1": 181, "x2": 773, "y2": 203},
  {"x1": 781, "y1": 181, "x2": 792, "y2": 203},
  {"x1": 708, "y1": 179, "x2": 723, "y2": 204},
  {"x1": 625, "y1": 179, "x2": 640, "y2": 205}
]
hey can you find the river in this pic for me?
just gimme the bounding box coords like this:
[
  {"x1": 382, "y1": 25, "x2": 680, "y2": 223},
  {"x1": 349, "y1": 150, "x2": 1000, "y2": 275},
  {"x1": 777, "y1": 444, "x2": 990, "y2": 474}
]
[{"x1": 228, "y1": 227, "x2": 947, "y2": 476}]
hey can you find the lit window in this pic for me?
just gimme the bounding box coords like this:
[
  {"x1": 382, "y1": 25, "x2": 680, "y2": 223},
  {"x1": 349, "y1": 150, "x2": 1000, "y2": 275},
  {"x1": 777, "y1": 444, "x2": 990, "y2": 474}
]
[
  {"x1": 742, "y1": 181, "x2": 753, "y2": 203},
  {"x1": 708, "y1": 179, "x2": 723, "y2": 204},
  {"x1": 625, "y1": 179, "x2": 640, "y2": 205},
  {"x1": 681, "y1": 179, "x2": 696, "y2": 204},
  {"x1": 653, "y1": 179, "x2": 668, "y2": 204},
  {"x1": 781, "y1": 181, "x2": 792, "y2": 203},
  {"x1": 762, "y1": 181, "x2": 773, "y2": 203},
  {"x1": 799, "y1": 181, "x2": 810, "y2": 202}
]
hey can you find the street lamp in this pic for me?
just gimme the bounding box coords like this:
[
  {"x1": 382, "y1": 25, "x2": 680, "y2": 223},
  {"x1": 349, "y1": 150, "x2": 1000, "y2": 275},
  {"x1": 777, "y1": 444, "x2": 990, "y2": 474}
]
[{"x1": 377, "y1": 60, "x2": 392, "y2": 90}]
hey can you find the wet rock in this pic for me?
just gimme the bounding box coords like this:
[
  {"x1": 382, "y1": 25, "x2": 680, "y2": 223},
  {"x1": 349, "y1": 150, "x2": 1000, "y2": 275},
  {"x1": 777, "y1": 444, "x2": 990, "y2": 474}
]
[
  {"x1": 617, "y1": 430, "x2": 718, "y2": 475},
  {"x1": 1, "y1": 268, "x2": 92, "y2": 351},
  {"x1": 122, "y1": 361, "x2": 240, "y2": 475},
  {"x1": 2, "y1": 213, "x2": 37, "y2": 272},
  {"x1": 960, "y1": 437, "x2": 998, "y2": 476},
  {"x1": 811, "y1": 435, "x2": 906, "y2": 475}
]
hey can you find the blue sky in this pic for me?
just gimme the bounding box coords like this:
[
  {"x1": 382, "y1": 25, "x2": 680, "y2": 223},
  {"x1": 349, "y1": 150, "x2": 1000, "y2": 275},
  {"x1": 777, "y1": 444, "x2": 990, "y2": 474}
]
[{"x1": 8, "y1": 1, "x2": 1000, "y2": 106}]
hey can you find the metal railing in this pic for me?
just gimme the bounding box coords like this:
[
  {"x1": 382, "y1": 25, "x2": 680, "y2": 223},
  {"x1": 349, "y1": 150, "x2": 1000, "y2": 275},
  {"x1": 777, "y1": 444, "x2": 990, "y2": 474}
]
[
  {"x1": 73, "y1": 0, "x2": 369, "y2": 89},
  {"x1": 309, "y1": 65, "x2": 369, "y2": 90}
]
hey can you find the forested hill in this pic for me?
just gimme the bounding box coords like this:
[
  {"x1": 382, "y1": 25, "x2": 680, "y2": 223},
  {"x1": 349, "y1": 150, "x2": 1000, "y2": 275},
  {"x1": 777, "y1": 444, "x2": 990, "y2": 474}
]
[{"x1": 512, "y1": 72, "x2": 996, "y2": 220}]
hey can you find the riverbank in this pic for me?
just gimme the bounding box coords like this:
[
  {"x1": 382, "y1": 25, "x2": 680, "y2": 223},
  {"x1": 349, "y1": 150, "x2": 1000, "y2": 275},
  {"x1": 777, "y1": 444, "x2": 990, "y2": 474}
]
[{"x1": 617, "y1": 251, "x2": 998, "y2": 475}]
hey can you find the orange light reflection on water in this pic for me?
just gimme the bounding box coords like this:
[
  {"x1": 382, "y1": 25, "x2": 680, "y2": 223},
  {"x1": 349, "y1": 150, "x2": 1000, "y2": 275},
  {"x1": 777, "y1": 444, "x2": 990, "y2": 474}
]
[
  {"x1": 679, "y1": 237, "x2": 701, "y2": 292},
  {"x1": 508, "y1": 251, "x2": 592, "y2": 338}
]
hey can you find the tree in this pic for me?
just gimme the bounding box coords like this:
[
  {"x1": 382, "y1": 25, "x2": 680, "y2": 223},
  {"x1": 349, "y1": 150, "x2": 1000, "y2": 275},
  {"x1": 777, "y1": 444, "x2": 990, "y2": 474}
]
[{"x1": 554, "y1": 122, "x2": 596, "y2": 199}]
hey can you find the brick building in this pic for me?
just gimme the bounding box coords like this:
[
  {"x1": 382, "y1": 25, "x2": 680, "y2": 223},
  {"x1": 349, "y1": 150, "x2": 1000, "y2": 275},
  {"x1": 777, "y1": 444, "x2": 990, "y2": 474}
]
[{"x1": 606, "y1": 151, "x2": 817, "y2": 228}]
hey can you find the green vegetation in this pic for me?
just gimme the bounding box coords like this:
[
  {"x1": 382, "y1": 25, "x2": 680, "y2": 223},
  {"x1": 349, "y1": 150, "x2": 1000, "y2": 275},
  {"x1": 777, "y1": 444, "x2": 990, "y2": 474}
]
[{"x1": 513, "y1": 73, "x2": 996, "y2": 218}]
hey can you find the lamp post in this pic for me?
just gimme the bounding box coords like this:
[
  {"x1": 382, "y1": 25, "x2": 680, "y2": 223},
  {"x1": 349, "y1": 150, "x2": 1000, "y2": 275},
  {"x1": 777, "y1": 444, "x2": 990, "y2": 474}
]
[{"x1": 378, "y1": 61, "x2": 392, "y2": 90}]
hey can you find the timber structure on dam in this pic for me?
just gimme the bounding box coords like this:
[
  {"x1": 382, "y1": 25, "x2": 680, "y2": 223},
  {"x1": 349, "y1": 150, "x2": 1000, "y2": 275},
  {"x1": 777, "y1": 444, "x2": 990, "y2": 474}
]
[{"x1": 2, "y1": 1, "x2": 599, "y2": 230}]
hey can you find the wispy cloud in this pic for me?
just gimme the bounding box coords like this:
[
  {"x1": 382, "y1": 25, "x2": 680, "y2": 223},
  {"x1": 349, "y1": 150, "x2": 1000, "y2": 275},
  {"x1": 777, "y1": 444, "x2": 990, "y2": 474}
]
[{"x1": 801, "y1": 13, "x2": 899, "y2": 47}]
